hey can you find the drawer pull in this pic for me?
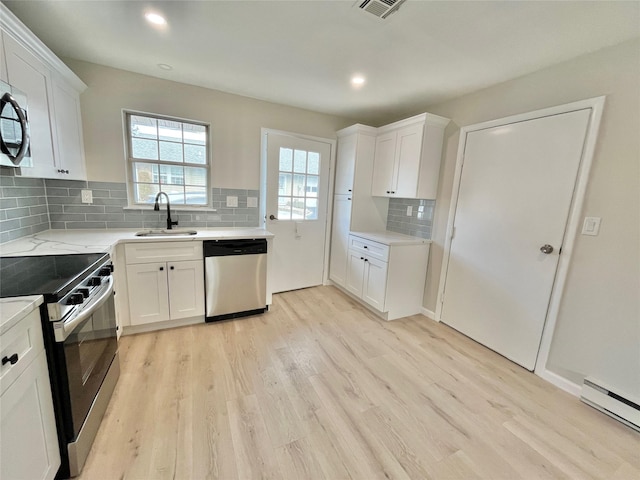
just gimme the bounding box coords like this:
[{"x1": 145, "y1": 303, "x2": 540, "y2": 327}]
[
  {"x1": 363, "y1": 245, "x2": 368, "y2": 249},
  {"x1": 2, "y1": 353, "x2": 18, "y2": 366}
]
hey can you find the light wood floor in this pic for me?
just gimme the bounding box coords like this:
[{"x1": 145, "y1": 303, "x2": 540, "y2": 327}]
[{"x1": 80, "y1": 286, "x2": 640, "y2": 480}]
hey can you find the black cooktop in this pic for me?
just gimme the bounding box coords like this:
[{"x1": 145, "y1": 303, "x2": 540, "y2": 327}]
[{"x1": 0, "y1": 253, "x2": 109, "y2": 301}]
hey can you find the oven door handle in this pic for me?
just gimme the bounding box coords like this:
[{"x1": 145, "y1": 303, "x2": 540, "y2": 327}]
[{"x1": 54, "y1": 276, "x2": 114, "y2": 342}]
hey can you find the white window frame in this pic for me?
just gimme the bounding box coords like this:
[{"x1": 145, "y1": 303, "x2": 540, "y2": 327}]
[{"x1": 123, "y1": 110, "x2": 211, "y2": 208}]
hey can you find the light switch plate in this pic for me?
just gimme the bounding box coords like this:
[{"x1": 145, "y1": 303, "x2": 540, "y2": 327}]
[
  {"x1": 582, "y1": 216, "x2": 601, "y2": 236},
  {"x1": 406, "y1": 205, "x2": 413, "y2": 216},
  {"x1": 226, "y1": 196, "x2": 238, "y2": 207},
  {"x1": 81, "y1": 189, "x2": 93, "y2": 204},
  {"x1": 247, "y1": 196, "x2": 258, "y2": 208}
]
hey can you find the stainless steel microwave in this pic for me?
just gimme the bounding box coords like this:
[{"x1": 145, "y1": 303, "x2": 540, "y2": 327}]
[{"x1": 0, "y1": 79, "x2": 31, "y2": 167}]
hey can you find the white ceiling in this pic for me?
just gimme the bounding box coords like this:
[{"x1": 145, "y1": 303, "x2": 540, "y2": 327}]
[{"x1": 4, "y1": 1, "x2": 640, "y2": 125}]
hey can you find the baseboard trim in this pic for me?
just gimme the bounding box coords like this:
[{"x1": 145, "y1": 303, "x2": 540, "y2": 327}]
[
  {"x1": 420, "y1": 307, "x2": 437, "y2": 321},
  {"x1": 536, "y1": 368, "x2": 582, "y2": 397}
]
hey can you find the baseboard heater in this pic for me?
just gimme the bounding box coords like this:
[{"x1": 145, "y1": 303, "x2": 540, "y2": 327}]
[{"x1": 581, "y1": 377, "x2": 640, "y2": 432}]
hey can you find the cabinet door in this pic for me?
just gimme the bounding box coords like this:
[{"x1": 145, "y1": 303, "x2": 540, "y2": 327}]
[
  {"x1": 362, "y1": 256, "x2": 388, "y2": 312},
  {"x1": 1, "y1": 352, "x2": 60, "y2": 480},
  {"x1": 51, "y1": 79, "x2": 86, "y2": 180},
  {"x1": 126, "y1": 262, "x2": 170, "y2": 325},
  {"x1": 335, "y1": 133, "x2": 357, "y2": 195},
  {"x1": 3, "y1": 33, "x2": 56, "y2": 177},
  {"x1": 329, "y1": 194, "x2": 352, "y2": 287},
  {"x1": 345, "y1": 250, "x2": 365, "y2": 298},
  {"x1": 371, "y1": 131, "x2": 396, "y2": 196},
  {"x1": 394, "y1": 123, "x2": 424, "y2": 198},
  {"x1": 167, "y1": 260, "x2": 205, "y2": 320}
]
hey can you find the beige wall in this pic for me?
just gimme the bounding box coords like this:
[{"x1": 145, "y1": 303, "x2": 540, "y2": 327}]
[
  {"x1": 65, "y1": 59, "x2": 355, "y2": 187},
  {"x1": 420, "y1": 38, "x2": 640, "y2": 395}
]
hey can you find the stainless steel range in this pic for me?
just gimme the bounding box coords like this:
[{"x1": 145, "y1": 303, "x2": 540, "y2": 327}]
[{"x1": 0, "y1": 253, "x2": 119, "y2": 478}]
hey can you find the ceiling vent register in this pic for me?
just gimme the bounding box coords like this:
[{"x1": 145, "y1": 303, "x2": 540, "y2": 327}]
[{"x1": 356, "y1": 0, "x2": 407, "y2": 19}]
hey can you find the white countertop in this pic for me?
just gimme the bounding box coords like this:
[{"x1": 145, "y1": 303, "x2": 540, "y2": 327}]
[
  {"x1": 0, "y1": 295, "x2": 43, "y2": 335},
  {"x1": 0, "y1": 228, "x2": 274, "y2": 257},
  {"x1": 349, "y1": 230, "x2": 431, "y2": 246}
]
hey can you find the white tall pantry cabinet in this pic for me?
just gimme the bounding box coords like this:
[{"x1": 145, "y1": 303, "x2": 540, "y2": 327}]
[{"x1": 329, "y1": 125, "x2": 387, "y2": 288}]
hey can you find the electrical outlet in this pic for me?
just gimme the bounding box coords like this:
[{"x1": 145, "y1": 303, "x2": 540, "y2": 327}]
[
  {"x1": 226, "y1": 196, "x2": 238, "y2": 207},
  {"x1": 406, "y1": 205, "x2": 413, "y2": 216},
  {"x1": 81, "y1": 189, "x2": 93, "y2": 204},
  {"x1": 582, "y1": 216, "x2": 601, "y2": 236},
  {"x1": 247, "y1": 196, "x2": 258, "y2": 208}
]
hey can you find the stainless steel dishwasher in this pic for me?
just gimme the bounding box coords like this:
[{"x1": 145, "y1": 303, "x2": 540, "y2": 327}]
[{"x1": 204, "y1": 239, "x2": 267, "y2": 322}]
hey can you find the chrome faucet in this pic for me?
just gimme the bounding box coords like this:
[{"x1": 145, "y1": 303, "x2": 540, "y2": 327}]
[{"x1": 154, "y1": 192, "x2": 178, "y2": 230}]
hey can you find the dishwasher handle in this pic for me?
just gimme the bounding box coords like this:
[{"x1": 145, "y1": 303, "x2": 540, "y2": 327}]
[{"x1": 204, "y1": 239, "x2": 267, "y2": 256}]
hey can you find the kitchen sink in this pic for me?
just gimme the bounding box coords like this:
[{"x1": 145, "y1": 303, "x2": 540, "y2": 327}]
[{"x1": 135, "y1": 229, "x2": 198, "y2": 237}]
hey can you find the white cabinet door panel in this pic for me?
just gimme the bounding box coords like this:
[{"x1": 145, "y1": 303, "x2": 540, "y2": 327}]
[
  {"x1": 1, "y1": 352, "x2": 60, "y2": 480},
  {"x1": 345, "y1": 250, "x2": 365, "y2": 298},
  {"x1": 126, "y1": 262, "x2": 170, "y2": 325},
  {"x1": 334, "y1": 133, "x2": 356, "y2": 195},
  {"x1": 167, "y1": 260, "x2": 204, "y2": 320},
  {"x1": 3, "y1": 32, "x2": 56, "y2": 177},
  {"x1": 362, "y1": 256, "x2": 388, "y2": 312},
  {"x1": 371, "y1": 131, "x2": 396, "y2": 196},
  {"x1": 328, "y1": 194, "x2": 352, "y2": 287},
  {"x1": 51, "y1": 80, "x2": 85, "y2": 180},
  {"x1": 394, "y1": 123, "x2": 424, "y2": 197}
]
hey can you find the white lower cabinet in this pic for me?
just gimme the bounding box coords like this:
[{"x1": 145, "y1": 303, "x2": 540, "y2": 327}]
[
  {"x1": 344, "y1": 234, "x2": 429, "y2": 320},
  {"x1": 1, "y1": 307, "x2": 60, "y2": 480},
  {"x1": 125, "y1": 242, "x2": 204, "y2": 327}
]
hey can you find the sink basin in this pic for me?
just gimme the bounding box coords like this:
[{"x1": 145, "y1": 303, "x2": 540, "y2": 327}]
[{"x1": 135, "y1": 229, "x2": 198, "y2": 237}]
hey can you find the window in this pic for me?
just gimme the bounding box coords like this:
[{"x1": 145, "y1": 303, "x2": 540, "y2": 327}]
[
  {"x1": 125, "y1": 112, "x2": 210, "y2": 206},
  {"x1": 277, "y1": 147, "x2": 319, "y2": 220}
]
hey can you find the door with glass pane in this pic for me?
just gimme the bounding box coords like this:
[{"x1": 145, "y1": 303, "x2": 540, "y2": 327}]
[{"x1": 264, "y1": 131, "x2": 332, "y2": 293}]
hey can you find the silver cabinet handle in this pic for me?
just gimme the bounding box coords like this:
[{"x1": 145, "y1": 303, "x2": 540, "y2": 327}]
[{"x1": 540, "y1": 244, "x2": 554, "y2": 254}]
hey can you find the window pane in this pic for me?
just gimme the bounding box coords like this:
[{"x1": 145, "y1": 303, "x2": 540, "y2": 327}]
[
  {"x1": 305, "y1": 198, "x2": 318, "y2": 220},
  {"x1": 293, "y1": 150, "x2": 306, "y2": 173},
  {"x1": 185, "y1": 167, "x2": 207, "y2": 186},
  {"x1": 279, "y1": 173, "x2": 292, "y2": 196},
  {"x1": 291, "y1": 197, "x2": 305, "y2": 219},
  {"x1": 184, "y1": 123, "x2": 206, "y2": 145},
  {"x1": 305, "y1": 175, "x2": 318, "y2": 198},
  {"x1": 159, "y1": 141, "x2": 183, "y2": 162},
  {"x1": 156, "y1": 185, "x2": 186, "y2": 205},
  {"x1": 184, "y1": 144, "x2": 206, "y2": 164},
  {"x1": 132, "y1": 138, "x2": 158, "y2": 160},
  {"x1": 134, "y1": 183, "x2": 159, "y2": 204},
  {"x1": 133, "y1": 162, "x2": 158, "y2": 183},
  {"x1": 130, "y1": 115, "x2": 157, "y2": 139},
  {"x1": 159, "y1": 165, "x2": 184, "y2": 185},
  {"x1": 307, "y1": 152, "x2": 320, "y2": 175},
  {"x1": 158, "y1": 120, "x2": 182, "y2": 142},
  {"x1": 279, "y1": 148, "x2": 293, "y2": 172},
  {"x1": 293, "y1": 174, "x2": 306, "y2": 197},
  {"x1": 185, "y1": 186, "x2": 207, "y2": 205},
  {"x1": 278, "y1": 197, "x2": 291, "y2": 220}
]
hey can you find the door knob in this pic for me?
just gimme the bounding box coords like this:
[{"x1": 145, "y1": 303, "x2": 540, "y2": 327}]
[
  {"x1": 540, "y1": 244, "x2": 554, "y2": 254},
  {"x1": 269, "y1": 214, "x2": 278, "y2": 220}
]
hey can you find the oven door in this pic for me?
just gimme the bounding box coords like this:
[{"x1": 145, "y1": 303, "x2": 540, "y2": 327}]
[{"x1": 54, "y1": 277, "x2": 118, "y2": 439}]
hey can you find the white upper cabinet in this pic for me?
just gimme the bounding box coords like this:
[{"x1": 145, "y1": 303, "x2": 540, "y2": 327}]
[
  {"x1": 334, "y1": 132, "x2": 357, "y2": 195},
  {"x1": 1, "y1": 4, "x2": 87, "y2": 180},
  {"x1": 0, "y1": 32, "x2": 7, "y2": 82},
  {"x1": 372, "y1": 113, "x2": 449, "y2": 199}
]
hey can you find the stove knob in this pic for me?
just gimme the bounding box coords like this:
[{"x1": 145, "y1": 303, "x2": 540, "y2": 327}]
[
  {"x1": 98, "y1": 267, "x2": 112, "y2": 276},
  {"x1": 77, "y1": 287, "x2": 90, "y2": 298},
  {"x1": 67, "y1": 293, "x2": 84, "y2": 305},
  {"x1": 88, "y1": 277, "x2": 102, "y2": 287}
]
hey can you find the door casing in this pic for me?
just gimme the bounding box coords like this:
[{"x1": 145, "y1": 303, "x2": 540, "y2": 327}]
[{"x1": 436, "y1": 96, "x2": 605, "y2": 394}]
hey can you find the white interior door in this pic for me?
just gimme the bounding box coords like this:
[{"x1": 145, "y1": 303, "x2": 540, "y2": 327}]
[
  {"x1": 441, "y1": 109, "x2": 591, "y2": 370},
  {"x1": 264, "y1": 132, "x2": 332, "y2": 293}
]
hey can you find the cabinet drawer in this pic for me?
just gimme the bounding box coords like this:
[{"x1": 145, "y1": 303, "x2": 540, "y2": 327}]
[
  {"x1": 348, "y1": 235, "x2": 389, "y2": 262},
  {"x1": 0, "y1": 308, "x2": 44, "y2": 395},
  {"x1": 125, "y1": 241, "x2": 203, "y2": 264}
]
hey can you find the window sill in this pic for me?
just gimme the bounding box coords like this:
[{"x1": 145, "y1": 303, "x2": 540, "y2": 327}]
[{"x1": 124, "y1": 206, "x2": 218, "y2": 212}]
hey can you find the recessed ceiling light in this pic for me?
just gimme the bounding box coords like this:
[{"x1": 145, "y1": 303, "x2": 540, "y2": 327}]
[
  {"x1": 351, "y1": 75, "x2": 366, "y2": 86},
  {"x1": 158, "y1": 63, "x2": 173, "y2": 71},
  {"x1": 145, "y1": 12, "x2": 167, "y2": 26}
]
